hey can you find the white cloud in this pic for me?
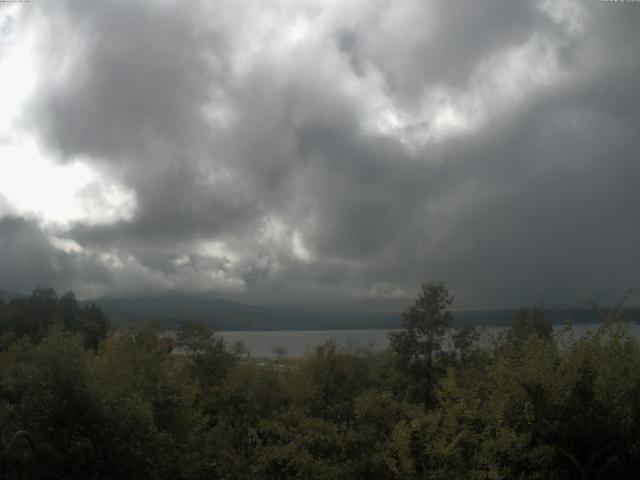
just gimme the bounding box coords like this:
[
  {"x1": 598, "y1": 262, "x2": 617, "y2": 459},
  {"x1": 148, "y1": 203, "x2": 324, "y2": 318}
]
[
  {"x1": 0, "y1": 137, "x2": 136, "y2": 225},
  {"x1": 0, "y1": 7, "x2": 135, "y2": 227},
  {"x1": 0, "y1": 5, "x2": 37, "y2": 135},
  {"x1": 261, "y1": 215, "x2": 312, "y2": 262}
]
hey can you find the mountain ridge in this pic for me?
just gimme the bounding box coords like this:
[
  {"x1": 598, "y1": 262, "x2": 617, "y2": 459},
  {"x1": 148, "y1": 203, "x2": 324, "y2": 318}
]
[
  {"x1": 92, "y1": 295, "x2": 640, "y2": 331},
  {"x1": 4, "y1": 289, "x2": 638, "y2": 330}
]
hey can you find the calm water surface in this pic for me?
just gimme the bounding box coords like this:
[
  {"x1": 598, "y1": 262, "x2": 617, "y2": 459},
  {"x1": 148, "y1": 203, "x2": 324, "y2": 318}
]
[{"x1": 219, "y1": 323, "x2": 640, "y2": 358}]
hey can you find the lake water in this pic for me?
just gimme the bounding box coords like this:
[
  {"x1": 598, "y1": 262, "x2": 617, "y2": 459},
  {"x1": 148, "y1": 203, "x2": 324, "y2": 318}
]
[{"x1": 219, "y1": 323, "x2": 640, "y2": 358}]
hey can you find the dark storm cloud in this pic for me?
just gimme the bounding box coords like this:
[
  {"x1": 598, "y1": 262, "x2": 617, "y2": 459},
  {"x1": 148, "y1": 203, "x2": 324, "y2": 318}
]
[
  {"x1": 4, "y1": 0, "x2": 640, "y2": 307},
  {"x1": 25, "y1": 0, "x2": 259, "y2": 242},
  {"x1": 30, "y1": 0, "x2": 223, "y2": 163},
  {"x1": 429, "y1": 3, "x2": 640, "y2": 307},
  {"x1": 411, "y1": 92, "x2": 640, "y2": 307},
  {"x1": 0, "y1": 216, "x2": 111, "y2": 294},
  {"x1": 292, "y1": 119, "x2": 432, "y2": 260}
]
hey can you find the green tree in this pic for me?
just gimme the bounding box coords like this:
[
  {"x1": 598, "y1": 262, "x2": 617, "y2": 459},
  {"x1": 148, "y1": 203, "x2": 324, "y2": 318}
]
[
  {"x1": 300, "y1": 341, "x2": 371, "y2": 425},
  {"x1": 504, "y1": 305, "x2": 553, "y2": 349},
  {"x1": 91, "y1": 324, "x2": 210, "y2": 479},
  {"x1": 204, "y1": 363, "x2": 291, "y2": 479},
  {"x1": 389, "y1": 281, "x2": 454, "y2": 407},
  {"x1": 176, "y1": 319, "x2": 215, "y2": 354},
  {"x1": 0, "y1": 328, "x2": 104, "y2": 478},
  {"x1": 189, "y1": 336, "x2": 237, "y2": 390},
  {"x1": 450, "y1": 322, "x2": 481, "y2": 364},
  {"x1": 0, "y1": 288, "x2": 110, "y2": 349}
]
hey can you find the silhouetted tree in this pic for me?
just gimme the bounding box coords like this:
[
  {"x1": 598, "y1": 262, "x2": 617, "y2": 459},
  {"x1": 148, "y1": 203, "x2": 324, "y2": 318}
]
[{"x1": 389, "y1": 281, "x2": 454, "y2": 408}]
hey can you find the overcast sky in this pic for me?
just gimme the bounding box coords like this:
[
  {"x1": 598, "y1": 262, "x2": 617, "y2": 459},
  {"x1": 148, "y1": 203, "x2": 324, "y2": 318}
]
[{"x1": 1, "y1": 0, "x2": 639, "y2": 310}]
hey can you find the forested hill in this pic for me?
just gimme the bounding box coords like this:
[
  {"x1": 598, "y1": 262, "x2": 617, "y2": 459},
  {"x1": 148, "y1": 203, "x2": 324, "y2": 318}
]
[
  {"x1": 92, "y1": 295, "x2": 640, "y2": 330},
  {"x1": 3, "y1": 289, "x2": 638, "y2": 331},
  {"x1": 92, "y1": 296, "x2": 402, "y2": 330}
]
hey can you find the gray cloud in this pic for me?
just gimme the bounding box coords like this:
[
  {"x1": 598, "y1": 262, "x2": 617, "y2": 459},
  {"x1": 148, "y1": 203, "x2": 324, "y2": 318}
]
[
  {"x1": 0, "y1": 216, "x2": 111, "y2": 294},
  {"x1": 335, "y1": 0, "x2": 552, "y2": 99},
  {"x1": 2, "y1": 0, "x2": 639, "y2": 308},
  {"x1": 30, "y1": 0, "x2": 222, "y2": 163}
]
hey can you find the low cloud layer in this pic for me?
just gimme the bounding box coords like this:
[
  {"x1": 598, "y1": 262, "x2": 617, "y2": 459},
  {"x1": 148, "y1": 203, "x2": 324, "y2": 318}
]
[{"x1": 1, "y1": 0, "x2": 639, "y2": 309}]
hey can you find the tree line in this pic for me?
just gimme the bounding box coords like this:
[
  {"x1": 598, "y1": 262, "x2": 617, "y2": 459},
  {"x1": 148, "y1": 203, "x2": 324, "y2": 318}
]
[{"x1": 0, "y1": 283, "x2": 639, "y2": 479}]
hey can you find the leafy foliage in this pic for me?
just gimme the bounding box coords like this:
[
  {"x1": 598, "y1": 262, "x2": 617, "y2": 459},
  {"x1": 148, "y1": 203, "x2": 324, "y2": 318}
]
[
  {"x1": 0, "y1": 286, "x2": 639, "y2": 479},
  {"x1": 389, "y1": 282, "x2": 454, "y2": 407}
]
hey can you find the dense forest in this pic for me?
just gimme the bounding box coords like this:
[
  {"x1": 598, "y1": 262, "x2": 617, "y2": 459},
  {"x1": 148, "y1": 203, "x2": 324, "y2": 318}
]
[{"x1": 1, "y1": 284, "x2": 639, "y2": 479}]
